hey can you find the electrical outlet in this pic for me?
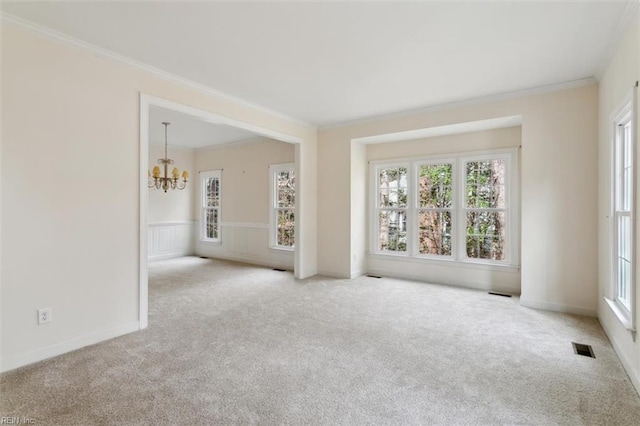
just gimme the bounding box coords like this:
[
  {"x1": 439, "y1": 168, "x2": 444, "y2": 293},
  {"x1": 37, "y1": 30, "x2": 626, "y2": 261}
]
[{"x1": 37, "y1": 308, "x2": 52, "y2": 325}]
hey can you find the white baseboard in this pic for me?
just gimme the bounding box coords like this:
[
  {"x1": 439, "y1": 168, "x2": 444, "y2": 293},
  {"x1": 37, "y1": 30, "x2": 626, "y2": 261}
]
[
  {"x1": 149, "y1": 250, "x2": 194, "y2": 262},
  {"x1": 599, "y1": 313, "x2": 640, "y2": 397},
  {"x1": 350, "y1": 269, "x2": 365, "y2": 279},
  {"x1": 317, "y1": 269, "x2": 351, "y2": 279},
  {"x1": 0, "y1": 321, "x2": 140, "y2": 373},
  {"x1": 367, "y1": 268, "x2": 521, "y2": 295},
  {"x1": 199, "y1": 252, "x2": 292, "y2": 271},
  {"x1": 520, "y1": 298, "x2": 597, "y2": 317}
]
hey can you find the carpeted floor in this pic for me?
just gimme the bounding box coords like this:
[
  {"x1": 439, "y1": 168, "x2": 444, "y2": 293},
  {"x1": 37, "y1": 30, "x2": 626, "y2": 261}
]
[{"x1": 2, "y1": 256, "x2": 640, "y2": 425}]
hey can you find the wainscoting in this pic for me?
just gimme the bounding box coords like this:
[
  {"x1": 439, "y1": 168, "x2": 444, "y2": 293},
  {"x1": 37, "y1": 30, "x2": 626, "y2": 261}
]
[
  {"x1": 196, "y1": 222, "x2": 294, "y2": 270},
  {"x1": 148, "y1": 221, "x2": 196, "y2": 261}
]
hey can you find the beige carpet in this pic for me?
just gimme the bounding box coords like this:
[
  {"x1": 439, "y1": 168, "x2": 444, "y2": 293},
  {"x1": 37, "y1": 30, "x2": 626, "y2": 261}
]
[{"x1": 2, "y1": 256, "x2": 640, "y2": 425}]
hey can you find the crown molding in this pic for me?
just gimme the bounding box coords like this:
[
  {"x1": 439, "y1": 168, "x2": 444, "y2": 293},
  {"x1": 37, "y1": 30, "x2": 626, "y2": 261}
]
[
  {"x1": 320, "y1": 77, "x2": 597, "y2": 131},
  {"x1": 594, "y1": 1, "x2": 639, "y2": 81},
  {"x1": 0, "y1": 12, "x2": 317, "y2": 131}
]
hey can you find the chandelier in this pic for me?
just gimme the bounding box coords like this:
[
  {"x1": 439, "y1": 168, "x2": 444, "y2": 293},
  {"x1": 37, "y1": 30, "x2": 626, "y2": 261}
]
[{"x1": 148, "y1": 122, "x2": 189, "y2": 192}]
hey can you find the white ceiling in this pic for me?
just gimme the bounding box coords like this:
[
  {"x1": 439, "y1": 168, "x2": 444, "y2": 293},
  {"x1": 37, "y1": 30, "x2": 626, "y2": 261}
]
[
  {"x1": 1, "y1": 1, "x2": 633, "y2": 126},
  {"x1": 149, "y1": 106, "x2": 259, "y2": 149}
]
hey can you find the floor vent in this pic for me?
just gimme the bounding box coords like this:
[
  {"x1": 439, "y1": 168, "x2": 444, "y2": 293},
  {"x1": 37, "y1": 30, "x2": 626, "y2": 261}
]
[
  {"x1": 272, "y1": 268, "x2": 286, "y2": 272},
  {"x1": 488, "y1": 292, "x2": 512, "y2": 298},
  {"x1": 199, "y1": 256, "x2": 208, "y2": 259},
  {"x1": 572, "y1": 342, "x2": 596, "y2": 358},
  {"x1": 366, "y1": 274, "x2": 382, "y2": 279}
]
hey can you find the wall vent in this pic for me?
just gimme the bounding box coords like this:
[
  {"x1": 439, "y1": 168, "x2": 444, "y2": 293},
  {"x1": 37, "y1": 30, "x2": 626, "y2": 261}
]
[
  {"x1": 488, "y1": 292, "x2": 512, "y2": 298},
  {"x1": 572, "y1": 342, "x2": 596, "y2": 358}
]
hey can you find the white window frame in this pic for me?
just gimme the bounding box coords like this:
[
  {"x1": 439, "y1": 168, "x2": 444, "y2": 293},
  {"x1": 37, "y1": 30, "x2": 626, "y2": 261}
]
[
  {"x1": 200, "y1": 170, "x2": 222, "y2": 243},
  {"x1": 606, "y1": 86, "x2": 637, "y2": 335},
  {"x1": 370, "y1": 148, "x2": 519, "y2": 268},
  {"x1": 413, "y1": 158, "x2": 456, "y2": 260},
  {"x1": 269, "y1": 163, "x2": 295, "y2": 251},
  {"x1": 372, "y1": 162, "x2": 410, "y2": 255}
]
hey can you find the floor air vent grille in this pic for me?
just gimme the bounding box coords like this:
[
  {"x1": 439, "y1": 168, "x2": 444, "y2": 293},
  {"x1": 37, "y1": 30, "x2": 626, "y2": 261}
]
[
  {"x1": 572, "y1": 342, "x2": 596, "y2": 358},
  {"x1": 366, "y1": 274, "x2": 382, "y2": 279},
  {"x1": 488, "y1": 292, "x2": 512, "y2": 298},
  {"x1": 272, "y1": 268, "x2": 286, "y2": 272}
]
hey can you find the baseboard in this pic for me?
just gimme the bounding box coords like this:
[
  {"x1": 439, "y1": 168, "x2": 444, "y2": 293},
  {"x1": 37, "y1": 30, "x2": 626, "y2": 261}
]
[
  {"x1": 0, "y1": 321, "x2": 140, "y2": 373},
  {"x1": 198, "y1": 252, "x2": 293, "y2": 271},
  {"x1": 317, "y1": 269, "x2": 351, "y2": 279},
  {"x1": 148, "y1": 250, "x2": 194, "y2": 261},
  {"x1": 350, "y1": 269, "x2": 365, "y2": 279},
  {"x1": 520, "y1": 298, "x2": 597, "y2": 317},
  {"x1": 367, "y1": 268, "x2": 521, "y2": 295},
  {"x1": 599, "y1": 312, "x2": 640, "y2": 397}
]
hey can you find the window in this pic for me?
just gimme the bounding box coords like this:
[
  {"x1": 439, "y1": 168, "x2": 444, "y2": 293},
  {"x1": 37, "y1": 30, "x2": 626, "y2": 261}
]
[
  {"x1": 270, "y1": 163, "x2": 295, "y2": 250},
  {"x1": 371, "y1": 149, "x2": 518, "y2": 266},
  {"x1": 607, "y1": 89, "x2": 636, "y2": 329},
  {"x1": 200, "y1": 170, "x2": 221, "y2": 242},
  {"x1": 376, "y1": 165, "x2": 408, "y2": 252}
]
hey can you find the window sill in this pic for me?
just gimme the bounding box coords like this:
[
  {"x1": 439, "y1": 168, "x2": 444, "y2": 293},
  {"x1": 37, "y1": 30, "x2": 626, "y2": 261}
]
[
  {"x1": 200, "y1": 239, "x2": 221, "y2": 246},
  {"x1": 604, "y1": 297, "x2": 635, "y2": 334},
  {"x1": 368, "y1": 252, "x2": 520, "y2": 273},
  {"x1": 270, "y1": 246, "x2": 294, "y2": 253}
]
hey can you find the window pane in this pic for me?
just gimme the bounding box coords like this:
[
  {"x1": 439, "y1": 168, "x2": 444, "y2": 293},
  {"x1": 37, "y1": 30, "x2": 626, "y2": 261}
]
[
  {"x1": 205, "y1": 208, "x2": 219, "y2": 239},
  {"x1": 419, "y1": 163, "x2": 453, "y2": 208},
  {"x1": 379, "y1": 167, "x2": 408, "y2": 208},
  {"x1": 277, "y1": 209, "x2": 295, "y2": 247},
  {"x1": 617, "y1": 214, "x2": 632, "y2": 309},
  {"x1": 466, "y1": 211, "x2": 506, "y2": 260},
  {"x1": 418, "y1": 211, "x2": 452, "y2": 255},
  {"x1": 206, "y1": 177, "x2": 220, "y2": 207},
  {"x1": 466, "y1": 160, "x2": 506, "y2": 208},
  {"x1": 277, "y1": 171, "x2": 295, "y2": 208},
  {"x1": 378, "y1": 210, "x2": 407, "y2": 252}
]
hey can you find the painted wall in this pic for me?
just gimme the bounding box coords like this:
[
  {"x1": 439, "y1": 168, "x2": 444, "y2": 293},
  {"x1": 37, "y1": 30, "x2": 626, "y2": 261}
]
[
  {"x1": 195, "y1": 138, "x2": 295, "y2": 269},
  {"x1": 365, "y1": 127, "x2": 522, "y2": 293},
  {"x1": 597, "y1": 9, "x2": 640, "y2": 394},
  {"x1": 148, "y1": 144, "x2": 196, "y2": 224},
  {"x1": 319, "y1": 83, "x2": 598, "y2": 316},
  {"x1": 1, "y1": 21, "x2": 317, "y2": 372}
]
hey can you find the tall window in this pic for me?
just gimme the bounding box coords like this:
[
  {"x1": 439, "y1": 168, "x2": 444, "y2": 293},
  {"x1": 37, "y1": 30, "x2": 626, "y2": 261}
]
[
  {"x1": 376, "y1": 166, "x2": 408, "y2": 252},
  {"x1": 200, "y1": 170, "x2": 221, "y2": 242},
  {"x1": 612, "y1": 98, "x2": 634, "y2": 314},
  {"x1": 464, "y1": 159, "x2": 507, "y2": 261},
  {"x1": 371, "y1": 149, "x2": 517, "y2": 266},
  {"x1": 418, "y1": 162, "x2": 453, "y2": 256},
  {"x1": 270, "y1": 164, "x2": 295, "y2": 249}
]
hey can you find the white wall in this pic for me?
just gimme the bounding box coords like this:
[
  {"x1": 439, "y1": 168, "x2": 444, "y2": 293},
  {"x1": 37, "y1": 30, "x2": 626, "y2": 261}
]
[
  {"x1": 195, "y1": 138, "x2": 295, "y2": 269},
  {"x1": 597, "y1": 8, "x2": 640, "y2": 393},
  {"x1": 319, "y1": 83, "x2": 598, "y2": 316},
  {"x1": 364, "y1": 127, "x2": 522, "y2": 293},
  {"x1": 1, "y1": 21, "x2": 317, "y2": 372}
]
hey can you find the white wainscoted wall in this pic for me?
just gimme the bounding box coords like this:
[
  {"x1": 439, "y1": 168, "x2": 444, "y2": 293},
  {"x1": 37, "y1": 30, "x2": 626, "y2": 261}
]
[
  {"x1": 148, "y1": 221, "x2": 196, "y2": 261},
  {"x1": 195, "y1": 138, "x2": 295, "y2": 270}
]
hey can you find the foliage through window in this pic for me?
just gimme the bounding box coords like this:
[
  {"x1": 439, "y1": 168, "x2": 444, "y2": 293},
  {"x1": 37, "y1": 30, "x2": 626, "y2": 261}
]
[
  {"x1": 371, "y1": 150, "x2": 517, "y2": 265},
  {"x1": 270, "y1": 164, "x2": 295, "y2": 249},
  {"x1": 200, "y1": 170, "x2": 221, "y2": 242},
  {"x1": 377, "y1": 166, "x2": 408, "y2": 252}
]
